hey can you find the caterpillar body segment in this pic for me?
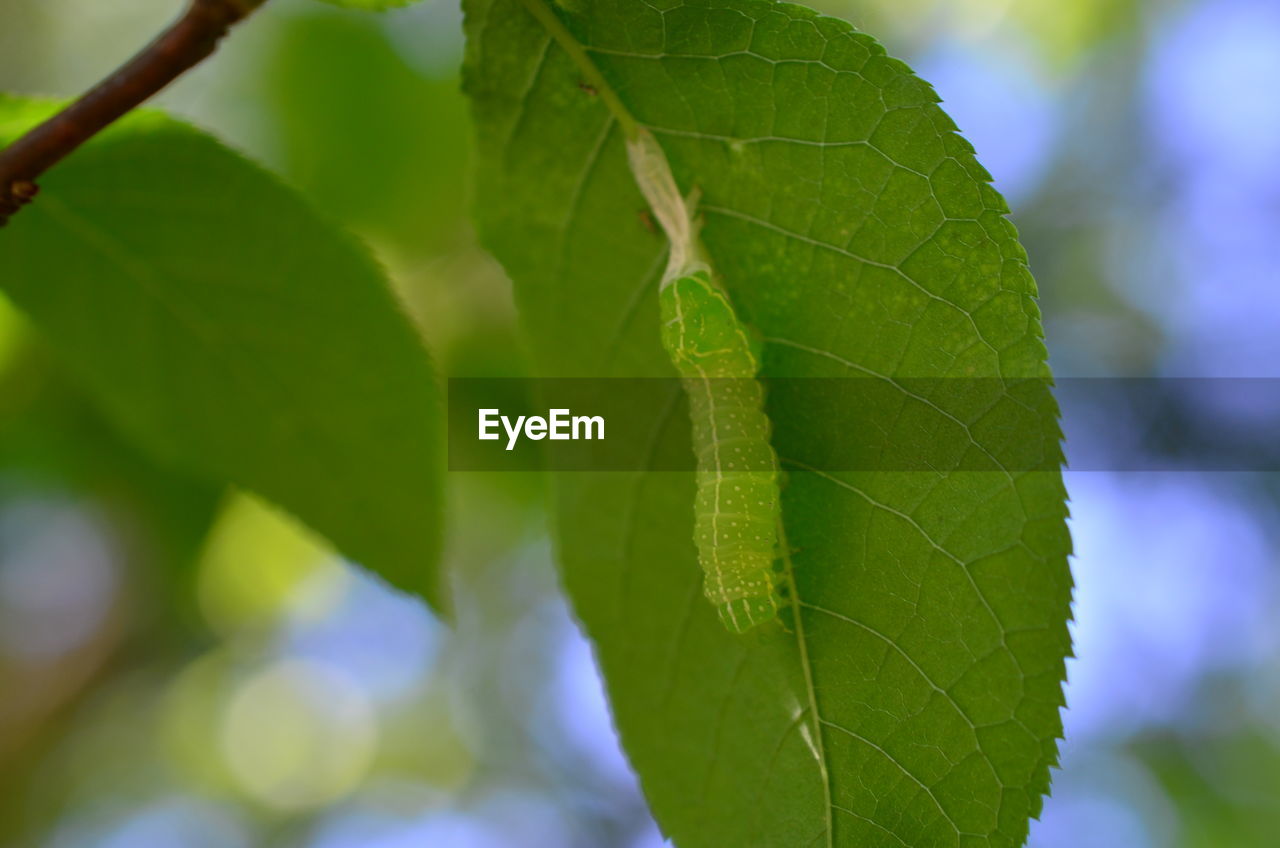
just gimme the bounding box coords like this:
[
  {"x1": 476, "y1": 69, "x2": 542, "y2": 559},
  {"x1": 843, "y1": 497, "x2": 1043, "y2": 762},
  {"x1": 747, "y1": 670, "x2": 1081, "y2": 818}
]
[
  {"x1": 626, "y1": 128, "x2": 784, "y2": 634},
  {"x1": 659, "y1": 269, "x2": 782, "y2": 633}
]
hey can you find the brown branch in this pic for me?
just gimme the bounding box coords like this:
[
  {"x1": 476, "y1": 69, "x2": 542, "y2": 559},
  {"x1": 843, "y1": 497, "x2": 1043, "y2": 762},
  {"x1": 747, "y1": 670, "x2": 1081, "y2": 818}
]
[{"x1": 0, "y1": 0, "x2": 269, "y2": 227}]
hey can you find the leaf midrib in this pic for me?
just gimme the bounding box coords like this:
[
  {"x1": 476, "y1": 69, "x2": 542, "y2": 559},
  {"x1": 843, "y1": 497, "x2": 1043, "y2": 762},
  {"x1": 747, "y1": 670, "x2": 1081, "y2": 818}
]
[{"x1": 779, "y1": 520, "x2": 834, "y2": 847}]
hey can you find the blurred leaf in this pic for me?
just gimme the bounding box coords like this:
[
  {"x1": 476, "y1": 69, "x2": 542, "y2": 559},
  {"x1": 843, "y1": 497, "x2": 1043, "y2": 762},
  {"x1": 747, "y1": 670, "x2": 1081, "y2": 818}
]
[
  {"x1": 464, "y1": 2, "x2": 1071, "y2": 846},
  {"x1": 262, "y1": 9, "x2": 470, "y2": 253},
  {"x1": 0, "y1": 336, "x2": 223, "y2": 582},
  {"x1": 1136, "y1": 727, "x2": 1280, "y2": 848},
  {"x1": 0, "y1": 96, "x2": 446, "y2": 612},
  {"x1": 311, "y1": 0, "x2": 424, "y2": 10},
  {"x1": 0, "y1": 290, "x2": 26, "y2": 373},
  {"x1": 196, "y1": 492, "x2": 341, "y2": 636}
]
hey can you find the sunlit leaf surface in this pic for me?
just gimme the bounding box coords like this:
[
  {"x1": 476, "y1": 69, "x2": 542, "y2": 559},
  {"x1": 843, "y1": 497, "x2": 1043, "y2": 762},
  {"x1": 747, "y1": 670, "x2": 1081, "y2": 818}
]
[
  {"x1": 0, "y1": 97, "x2": 445, "y2": 611},
  {"x1": 463, "y1": 2, "x2": 1072, "y2": 845}
]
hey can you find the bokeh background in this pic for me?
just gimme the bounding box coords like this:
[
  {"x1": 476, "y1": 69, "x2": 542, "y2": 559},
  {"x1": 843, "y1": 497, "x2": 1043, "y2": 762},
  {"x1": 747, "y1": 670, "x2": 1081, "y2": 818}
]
[{"x1": 1, "y1": 0, "x2": 1278, "y2": 845}]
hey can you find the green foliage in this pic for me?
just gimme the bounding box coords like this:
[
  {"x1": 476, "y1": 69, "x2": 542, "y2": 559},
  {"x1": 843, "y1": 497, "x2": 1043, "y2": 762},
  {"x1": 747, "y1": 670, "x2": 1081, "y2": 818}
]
[
  {"x1": 463, "y1": 1, "x2": 1072, "y2": 846},
  {"x1": 261, "y1": 11, "x2": 470, "y2": 253},
  {"x1": 311, "y1": 0, "x2": 423, "y2": 10},
  {"x1": 0, "y1": 96, "x2": 446, "y2": 612}
]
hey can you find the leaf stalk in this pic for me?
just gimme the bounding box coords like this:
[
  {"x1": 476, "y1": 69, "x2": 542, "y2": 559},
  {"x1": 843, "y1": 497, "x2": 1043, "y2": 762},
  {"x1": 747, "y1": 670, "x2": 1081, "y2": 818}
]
[{"x1": 515, "y1": 0, "x2": 640, "y2": 140}]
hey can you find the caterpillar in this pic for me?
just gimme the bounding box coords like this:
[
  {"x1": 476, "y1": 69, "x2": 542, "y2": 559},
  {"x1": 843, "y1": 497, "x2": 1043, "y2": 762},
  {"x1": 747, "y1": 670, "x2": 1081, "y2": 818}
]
[{"x1": 627, "y1": 130, "x2": 782, "y2": 634}]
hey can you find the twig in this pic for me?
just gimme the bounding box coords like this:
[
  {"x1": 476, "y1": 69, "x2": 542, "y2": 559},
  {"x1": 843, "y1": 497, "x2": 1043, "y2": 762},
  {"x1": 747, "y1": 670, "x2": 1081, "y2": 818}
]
[{"x1": 0, "y1": 0, "x2": 269, "y2": 226}]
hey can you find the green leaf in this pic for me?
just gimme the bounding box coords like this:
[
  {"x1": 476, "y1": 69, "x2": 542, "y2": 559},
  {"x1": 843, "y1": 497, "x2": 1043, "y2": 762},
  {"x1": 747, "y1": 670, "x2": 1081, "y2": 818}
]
[
  {"x1": 310, "y1": 0, "x2": 422, "y2": 10},
  {"x1": 260, "y1": 9, "x2": 471, "y2": 253},
  {"x1": 463, "y1": 2, "x2": 1071, "y2": 846},
  {"x1": 0, "y1": 96, "x2": 445, "y2": 612}
]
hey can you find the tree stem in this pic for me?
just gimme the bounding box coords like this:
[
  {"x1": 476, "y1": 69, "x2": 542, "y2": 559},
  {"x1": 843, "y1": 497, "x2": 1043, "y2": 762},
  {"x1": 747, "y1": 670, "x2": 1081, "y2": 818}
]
[{"x1": 0, "y1": 0, "x2": 269, "y2": 226}]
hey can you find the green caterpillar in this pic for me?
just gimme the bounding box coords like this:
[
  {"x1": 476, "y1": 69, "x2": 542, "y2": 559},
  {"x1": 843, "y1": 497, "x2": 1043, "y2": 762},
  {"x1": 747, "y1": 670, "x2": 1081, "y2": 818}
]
[{"x1": 628, "y1": 130, "x2": 782, "y2": 633}]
